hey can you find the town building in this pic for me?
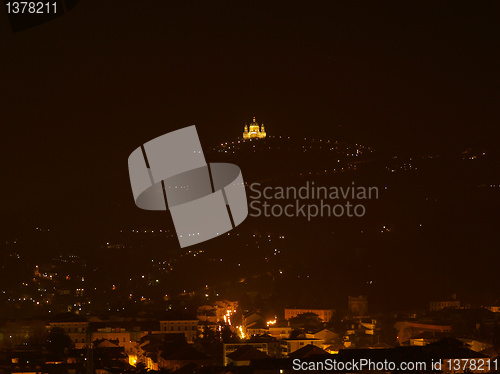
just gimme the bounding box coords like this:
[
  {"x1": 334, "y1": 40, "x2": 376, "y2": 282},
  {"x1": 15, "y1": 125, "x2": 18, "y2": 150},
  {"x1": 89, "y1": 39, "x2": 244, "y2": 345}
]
[
  {"x1": 280, "y1": 338, "x2": 324, "y2": 357},
  {"x1": 284, "y1": 308, "x2": 334, "y2": 322},
  {"x1": 223, "y1": 342, "x2": 269, "y2": 366},
  {"x1": 430, "y1": 296, "x2": 461, "y2": 311},
  {"x1": 348, "y1": 295, "x2": 368, "y2": 316},
  {"x1": 159, "y1": 311, "x2": 199, "y2": 343},
  {"x1": 226, "y1": 345, "x2": 270, "y2": 366},
  {"x1": 394, "y1": 321, "x2": 452, "y2": 344},
  {"x1": 48, "y1": 314, "x2": 88, "y2": 348}
]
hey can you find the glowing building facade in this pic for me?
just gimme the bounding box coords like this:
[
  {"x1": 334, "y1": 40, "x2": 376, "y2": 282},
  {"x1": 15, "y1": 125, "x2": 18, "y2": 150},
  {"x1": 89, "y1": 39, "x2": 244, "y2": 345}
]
[{"x1": 243, "y1": 117, "x2": 266, "y2": 139}]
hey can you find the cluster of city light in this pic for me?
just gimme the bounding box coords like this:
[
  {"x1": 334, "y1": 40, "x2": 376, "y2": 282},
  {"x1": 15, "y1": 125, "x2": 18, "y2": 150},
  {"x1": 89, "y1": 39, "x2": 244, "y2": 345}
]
[
  {"x1": 266, "y1": 319, "x2": 277, "y2": 326},
  {"x1": 223, "y1": 309, "x2": 234, "y2": 326},
  {"x1": 298, "y1": 164, "x2": 357, "y2": 176},
  {"x1": 128, "y1": 355, "x2": 138, "y2": 366},
  {"x1": 237, "y1": 325, "x2": 246, "y2": 339},
  {"x1": 479, "y1": 184, "x2": 500, "y2": 188},
  {"x1": 127, "y1": 229, "x2": 173, "y2": 236},
  {"x1": 213, "y1": 133, "x2": 373, "y2": 155}
]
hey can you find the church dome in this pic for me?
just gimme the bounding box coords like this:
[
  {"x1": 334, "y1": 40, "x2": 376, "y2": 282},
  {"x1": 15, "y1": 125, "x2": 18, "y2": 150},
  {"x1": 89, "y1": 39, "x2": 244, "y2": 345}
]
[{"x1": 243, "y1": 117, "x2": 267, "y2": 139}]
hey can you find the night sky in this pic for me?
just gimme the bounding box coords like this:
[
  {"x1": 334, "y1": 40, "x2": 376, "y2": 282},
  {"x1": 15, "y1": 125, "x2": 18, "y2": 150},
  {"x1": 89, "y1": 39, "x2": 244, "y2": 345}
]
[{"x1": 2, "y1": 1, "x2": 500, "y2": 232}]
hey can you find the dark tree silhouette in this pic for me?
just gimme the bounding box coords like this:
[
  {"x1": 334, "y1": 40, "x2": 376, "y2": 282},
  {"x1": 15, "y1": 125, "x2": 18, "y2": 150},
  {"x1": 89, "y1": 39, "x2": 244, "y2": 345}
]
[{"x1": 47, "y1": 327, "x2": 73, "y2": 358}]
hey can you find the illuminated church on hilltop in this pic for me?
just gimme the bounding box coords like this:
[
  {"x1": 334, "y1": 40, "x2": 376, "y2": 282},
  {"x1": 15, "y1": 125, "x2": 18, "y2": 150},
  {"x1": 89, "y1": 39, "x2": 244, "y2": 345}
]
[{"x1": 243, "y1": 117, "x2": 266, "y2": 139}]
